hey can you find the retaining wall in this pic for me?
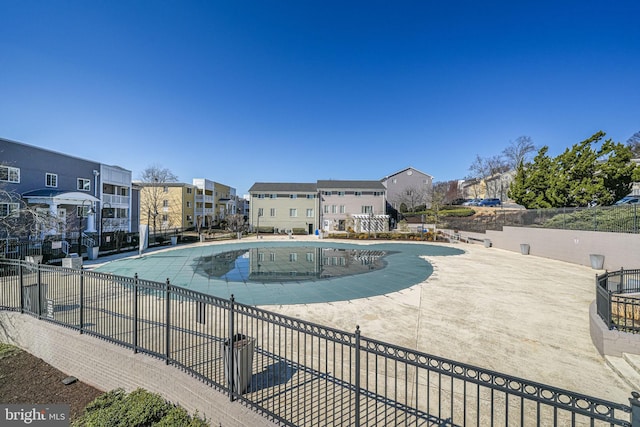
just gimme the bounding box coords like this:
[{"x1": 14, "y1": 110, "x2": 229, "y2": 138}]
[{"x1": 0, "y1": 311, "x2": 277, "y2": 427}]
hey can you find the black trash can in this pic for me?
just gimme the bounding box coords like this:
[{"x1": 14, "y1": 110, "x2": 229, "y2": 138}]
[{"x1": 223, "y1": 334, "x2": 255, "y2": 394}]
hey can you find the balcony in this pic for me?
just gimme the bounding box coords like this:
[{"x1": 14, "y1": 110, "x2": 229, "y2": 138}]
[{"x1": 102, "y1": 194, "x2": 130, "y2": 205}]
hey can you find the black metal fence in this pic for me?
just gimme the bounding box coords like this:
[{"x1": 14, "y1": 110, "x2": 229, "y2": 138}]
[
  {"x1": 1, "y1": 259, "x2": 637, "y2": 426},
  {"x1": 444, "y1": 204, "x2": 640, "y2": 234},
  {"x1": 596, "y1": 268, "x2": 640, "y2": 334}
]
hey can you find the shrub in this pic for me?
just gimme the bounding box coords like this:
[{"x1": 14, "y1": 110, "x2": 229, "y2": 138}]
[
  {"x1": 73, "y1": 388, "x2": 207, "y2": 427},
  {"x1": 292, "y1": 228, "x2": 307, "y2": 235}
]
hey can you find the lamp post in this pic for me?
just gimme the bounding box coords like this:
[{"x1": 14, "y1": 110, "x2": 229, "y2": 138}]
[{"x1": 256, "y1": 209, "x2": 263, "y2": 239}]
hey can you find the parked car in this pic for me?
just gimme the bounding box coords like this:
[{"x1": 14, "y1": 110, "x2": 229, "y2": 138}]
[
  {"x1": 614, "y1": 196, "x2": 640, "y2": 205},
  {"x1": 478, "y1": 198, "x2": 502, "y2": 207},
  {"x1": 462, "y1": 198, "x2": 482, "y2": 206}
]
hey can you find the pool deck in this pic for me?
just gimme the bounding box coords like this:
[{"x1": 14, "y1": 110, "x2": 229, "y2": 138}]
[{"x1": 84, "y1": 234, "x2": 630, "y2": 406}]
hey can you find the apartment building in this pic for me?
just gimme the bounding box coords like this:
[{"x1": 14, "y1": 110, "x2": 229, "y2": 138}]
[
  {"x1": 0, "y1": 137, "x2": 133, "y2": 240},
  {"x1": 317, "y1": 180, "x2": 388, "y2": 233},
  {"x1": 137, "y1": 182, "x2": 196, "y2": 234},
  {"x1": 192, "y1": 178, "x2": 237, "y2": 229},
  {"x1": 248, "y1": 183, "x2": 319, "y2": 235},
  {"x1": 381, "y1": 167, "x2": 434, "y2": 211},
  {"x1": 248, "y1": 180, "x2": 389, "y2": 234}
]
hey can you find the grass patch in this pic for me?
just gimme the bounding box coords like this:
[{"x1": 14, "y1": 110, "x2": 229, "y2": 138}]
[{"x1": 0, "y1": 343, "x2": 22, "y2": 360}]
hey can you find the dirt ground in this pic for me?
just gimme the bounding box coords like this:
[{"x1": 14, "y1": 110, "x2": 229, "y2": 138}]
[{"x1": 0, "y1": 345, "x2": 103, "y2": 422}]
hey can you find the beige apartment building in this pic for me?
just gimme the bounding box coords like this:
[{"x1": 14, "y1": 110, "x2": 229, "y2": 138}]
[
  {"x1": 248, "y1": 183, "x2": 320, "y2": 235},
  {"x1": 137, "y1": 182, "x2": 196, "y2": 234}
]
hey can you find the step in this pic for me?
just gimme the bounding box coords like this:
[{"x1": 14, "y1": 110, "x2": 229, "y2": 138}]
[
  {"x1": 623, "y1": 353, "x2": 640, "y2": 375},
  {"x1": 605, "y1": 355, "x2": 640, "y2": 392}
]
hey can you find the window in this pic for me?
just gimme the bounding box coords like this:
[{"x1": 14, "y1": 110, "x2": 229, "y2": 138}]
[
  {"x1": 256, "y1": 194, "x2": 265, "y2": 199},
  {"x1": 290, "y1": 194, "x2": 297, "y2": 199},
  {"x1": 0, "y1": 166, "x2": 20, "y2": 183},
  {"x1": 163, "y1": 186, "x2": 169, "y2": 193},
  {"x1": 339, "y1": 205, "x2": 345, "y2": 214},
  {"x1": 257, "y1": 208, "x2": 264, "y2": 216},
  {"x1": 186, "y1": 215, "x2": 193, "y2": 221},
  {"x1": 270, "y1": 194, "x2": 277, "y2": 199},
  {"x1": 45, "y1": 173, "x2": 58, "y2": 187},
  {"x1": 337, "y1": 191, "x2": 345, "y2": 196},
  {"x1": 306, "y1": 252, "x2": 314, "y2": 262},
  {"x1": 162, "y1": 214, "x2": 168, "y2": 221},
  {"x1": 306, "y1": 208, "x2": 314, "y2": 217},
  {"x1": 362, "y1": 205, "x2": 373, "y2": 214},
  {"x1": 163, "y1": 200, "x2": 169, "y2": 207},
  {"x1": 331, "y1": 205, "x2": 337, "y2": 214},
  {"x1": 306, "y1": 194, "x2": 315, "y2": 199},
  {"x1": 258, "y1": 252, "x2": 264, "y2": 262},
  {"x1": 392, "y1": 178, "x2": 397, "y2": 184},
  {"x1": 269, "y1": 253, "x2": 276, "y2": 262},
  {"x1": 186, "y1": 201, "x2": 192, "y2": 208},
  {"x1": 0, "y1": 203, "x2": 19, "y2": 217},
  {"x1": 323, "y1": 205, "x2": 329, "y2": 214},
  {"x1": 322, "y1": 191, "x2": 332, "y2": 196},
  {"x1": 187, "y1": 188, "x2": 193, "y2": 194},
  {"x1": 289, "y1": 253, "x2": 298, "y2": 262},
  {"x1": 289, "y1": 208, "x2": 297, "y2": 217},
  {"x1": 374, "y1": 191, "x2": 383, "y2": 196},
  {"x1": 270, "y1": 208, "x2": 276, "y2": 217},
  {"x1": 77, "y1": 178, "x2": 90, "y2": 191},
  {"x1": 355, "y1": 191, "x2": 362, "y2": 197}
]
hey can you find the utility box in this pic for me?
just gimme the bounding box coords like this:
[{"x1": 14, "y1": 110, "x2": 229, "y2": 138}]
[
  {"x1": 223, "y1": 334, "x2": 255, "y2": 394},
  {"x1": 62, "y1": 254, "x2": 82, "y2": 269}
]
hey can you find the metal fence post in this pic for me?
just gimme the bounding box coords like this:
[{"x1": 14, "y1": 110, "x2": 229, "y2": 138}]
[
  {"x1": 630, "y1": 391, "x2": 640, "y2": 426},
  {"x1": 165, "y1": 278, "x2": 171, "y2": 365},
  {"x1": 355, "y1": 325, "x2": 361, "y2": 427},
  {"x1": 36, "y1": 263, "x2": 41, "y2": 318},
  {"x1": 19, "y1": 262, "x2": 24, "y2": 314},
  {"x1": 229, "y1": 294, "x2": 235, "y2": 402},
  {"x1": 79, "y1": 268, "x2": 84, "y2": 333},
  {"x1": 133, "y1": 273, "x2": 138, "y2": 354}
]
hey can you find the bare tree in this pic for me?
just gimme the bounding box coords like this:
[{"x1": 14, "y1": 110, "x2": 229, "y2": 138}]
[
  {"x1": 138, "y1": 165, "x2": 179, "y2": 240},
  {"x1": 627, "y1": 131, "x2": 640, "y2": 158},
  {"x1": 394, "y1": 185, "x2": 430, "y2": 212},
  {"x1": 502, "y1": 136, "x2": 537, "y2": 170},
  {"x1": 0, "y1": 187, "x2": 59, "y2": 241},
  {"x1": 469, "y1": 155, "x2": 509, "y2": 198}
]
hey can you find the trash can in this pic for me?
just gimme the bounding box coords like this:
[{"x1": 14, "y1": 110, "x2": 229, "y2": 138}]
[
  {"x1": 520, "y1": 244, "x2": 530, "y2": 255},
  {"x1": 483, "y1": 239, "x2": 492, "y2": 248},
  {"x1": 223, "y1": 334, "x2": 255, "y2": 394}
]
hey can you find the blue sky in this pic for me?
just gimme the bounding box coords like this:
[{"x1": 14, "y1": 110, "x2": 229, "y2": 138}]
[{"x1": 2, "y1": 1, "x2": 639, "y2": 195}]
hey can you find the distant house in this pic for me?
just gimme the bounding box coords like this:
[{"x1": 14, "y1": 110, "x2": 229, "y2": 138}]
[{"x1": 1, "y1": 137, "x2": 133, "y2": 241}]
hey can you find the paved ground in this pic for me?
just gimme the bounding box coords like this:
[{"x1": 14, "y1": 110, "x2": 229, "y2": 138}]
[{"x1": 85, "y1": 235, "x2": 630, "y2": 405}]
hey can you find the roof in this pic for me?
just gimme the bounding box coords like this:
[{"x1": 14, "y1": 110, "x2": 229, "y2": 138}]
[
  {"x1": 381, "y1": 166, "x2": 434, "y2": 181},
  {"x1": 316, "y1": 180, "x2": 386, "y2": 190},
  {"x1": 22, "y1": 190, "x2": 100, "y2": 204},
  {"x1": 249, "y1": 182, "x2": 317, "y2": 192}
]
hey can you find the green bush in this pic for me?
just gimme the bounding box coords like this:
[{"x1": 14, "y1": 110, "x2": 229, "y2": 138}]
[
  {"x1": 292, "y1": 228, "x2": 307, "y2": 235},
  {"x1": 73, "y1": 388, "x2": 207, "y2": 427}
]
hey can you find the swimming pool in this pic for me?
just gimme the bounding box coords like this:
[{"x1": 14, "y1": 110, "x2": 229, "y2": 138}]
[{"x1": 93, "y1": 241, "x2": 464, "y2": 305}]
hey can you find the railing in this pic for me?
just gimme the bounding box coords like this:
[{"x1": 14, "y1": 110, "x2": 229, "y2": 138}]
[
  {"x1": 102, "y1": 194, "x2": 130, "y2": 205},
  {"x1": 444, "y1": 204, "x2": 640, "y2": 234},
  {"x1": 596, "y1": 268, "x2": 640, "y2": 333},
  {"x1": 0, "y1": 259, "x2": 637, "y2": 426}
]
